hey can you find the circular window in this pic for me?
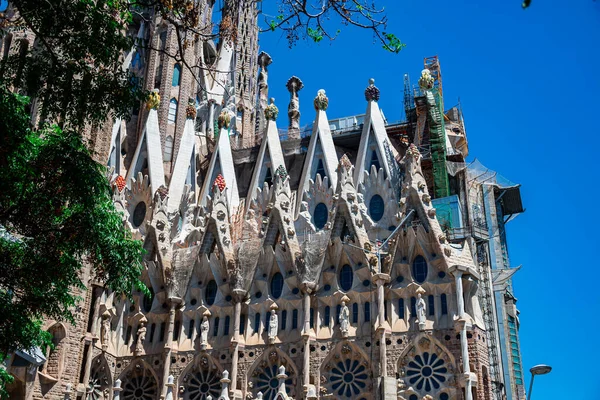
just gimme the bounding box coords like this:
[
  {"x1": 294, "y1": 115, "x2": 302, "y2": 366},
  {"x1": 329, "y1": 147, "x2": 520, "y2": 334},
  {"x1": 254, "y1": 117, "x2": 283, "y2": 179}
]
[
  {"x1": 440, "y1": 393, "x2": 449, "y2": 400},
  {"x1": 271, "y1": 272, "x2": 284, "y2": 299},
  {"x1": 339, "y1": 265, "x2": 353, "y2": 292},
  {"x1": 369, "y1": 195, "x2": 385, "y2": 222},
  {"x1": 406, "y1": 351, "x2": 448, "y2": 392},
  {"x1": 313, "y1": 203, "x2": 328, "y2": 230},
  {"x1": 205, "y1": 280, "x2": 217, "y2": 306},
  {"x1": 412, "y1": 255, "x2": 428, "y2": 284},
  {"x1": 132, "y1": 202, "x2": 147, "y2": 227},
  {"x1": 409, "y1": 396, "x2": 418, "y2": 400}
]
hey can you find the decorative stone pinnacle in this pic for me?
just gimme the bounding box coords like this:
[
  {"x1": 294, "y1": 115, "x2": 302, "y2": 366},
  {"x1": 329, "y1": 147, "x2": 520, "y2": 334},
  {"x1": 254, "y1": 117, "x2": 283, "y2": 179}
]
[
  {"x1": 146, "y1": 89, "x2": 160, "y2": 110},
  {"x1": 364, "y1": 78, "x2": 380, "y2": 102},
  {"x1": 406, "y1": 144, "x2": 420, "y2": 160},
  {"x1": 217, "y1": 109, "x2": 231, "y2": 129},
  {"x1": 264, "y1": 97, "x2": 279, "y2": 121},
  {"x1": 275, "y1": 165, "x2": 288, "y2": 182},
  {"x1": 313, "y1": 89, "x2": 329, "y2": 111},
  {"x1": 286, "y1": 76, "x2": 304, "y2": 93},
  {"x1": 114, "y1": 175, "x2": 126, "y2": 192},
  {"x1": 339, "y1": 153, "x2": 352, "y2": 171}
]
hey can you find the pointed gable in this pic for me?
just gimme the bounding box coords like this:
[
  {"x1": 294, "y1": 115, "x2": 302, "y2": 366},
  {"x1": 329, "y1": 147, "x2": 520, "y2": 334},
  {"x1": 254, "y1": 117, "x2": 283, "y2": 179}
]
[
  {"x1": 247, "y1": 99, "x2": 287, "y2": 206},
  {"x1": 354, "y1": 79, "x2": 399, "y2": 188},
  {"x1": 126, "y1": 101, "x2": 165, "y2": 192},
  {"x1": 296, "y1": 89, "x2": 338, "y2": 215},
  {"x1": 168, "y1": 115, "x2": 196, "y2": 212},
  {"x1": 198, "y1": 111, "x2": 240, "y2": 209}
]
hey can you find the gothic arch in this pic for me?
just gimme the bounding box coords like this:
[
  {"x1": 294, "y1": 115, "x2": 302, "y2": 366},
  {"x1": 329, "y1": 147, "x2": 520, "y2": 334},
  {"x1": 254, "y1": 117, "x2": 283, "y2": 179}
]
[
  {"x1": 396, "y1": 334, "x2": 457, "y2": 400},
  {"x1": 247, "y1": 347, "x2": 298, "y2": 400},
  {"x1": 39, "y1": 322, "x2": 67, "y2": 383},
  {"x1": 118, "y1": 360, "x2": 159, "y2": 400},
  {"x1": 320, "y1": 341, "x2": 373, "y2": 399},
  {"x1": 88, "y1": 355, "x2": 112, "y2": 400},
  {"x1": 179, "y1": 353, "x2": 223, "y2": 400}
]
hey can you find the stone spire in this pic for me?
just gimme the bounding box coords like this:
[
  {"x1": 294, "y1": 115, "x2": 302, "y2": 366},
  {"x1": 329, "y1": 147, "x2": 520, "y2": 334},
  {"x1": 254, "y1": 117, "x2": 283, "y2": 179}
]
[
  {"x1": 256, "y1": 51, "x2": 273, "y2": 135},
  {"x1": 218, "y1": 370, "x2": 231, "y2": 400},
  {"x1": 286, "y1": 76, "x2": 303, "y2": 139}
]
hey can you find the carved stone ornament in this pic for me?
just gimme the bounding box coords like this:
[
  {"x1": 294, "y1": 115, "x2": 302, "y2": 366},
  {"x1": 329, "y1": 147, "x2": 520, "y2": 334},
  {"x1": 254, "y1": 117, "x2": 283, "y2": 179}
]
[
  {"x1": 364, "y1": 78, "x2": 381, "y2": 102},
  {"x1": 427, "y1": 208, "x2": 437, "y2": 218},
  {"x1": 213, "y1": 174, "x2": 226, "y2": 192},
  {"x1": 146, "y1": 89, "x2": 160, "y2": 110},
  {"x1": 313, "y1": 89, "x2": 329, "y2": 111},
  {"x1": 339, "y1": 154, "x2": 352, "y2": 171},
  {"x1": 264, "y1": 98, "x2": 279, "y2": 121},
  {"x1": 407, "y1": 143, "x2": 420, "y2": 160}
]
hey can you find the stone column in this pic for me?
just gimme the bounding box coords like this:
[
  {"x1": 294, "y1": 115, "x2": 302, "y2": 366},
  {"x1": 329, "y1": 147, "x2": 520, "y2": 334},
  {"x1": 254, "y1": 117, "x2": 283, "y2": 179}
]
[
  {"x1": 286, "y1": 76, "x2": 303, "y2": 140},
  {"x1": 161, "y1": 299, "x2": 180, "y2": 399},
  {"x1": 302, "y1": 289, "x2": 312, "y2": 391},
  {"x1": 454, "y1": 270, "x2": 473, "y2": 400},
  {"x1": 373, "y1": 273, "x2": 390, "y2": 378},
  {"x1": 230, "y1": 291, "x2": 245, "y2": 395},
  {"x1": 165, "y1": 375, "x2": 175, "y2": 400},
  {"x1": 82, "y1": 287, "x2": 102, "y2": 387},
  {"x1": 113, "y1": 379, "x2": 123, "y2": 400}
]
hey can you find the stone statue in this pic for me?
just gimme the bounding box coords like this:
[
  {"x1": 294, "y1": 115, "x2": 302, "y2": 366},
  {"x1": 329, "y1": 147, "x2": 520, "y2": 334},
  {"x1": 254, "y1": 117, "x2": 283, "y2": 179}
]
[
  {"x1": 200, "y1": 316, "x2": 209, "y2": 346},
  {"x1": 416, "y1": 292, "x2": 427, "y2": 329},
  {"x1": 286, "y1": 76, "x2": 303, "y2": 133},
  {"x1": 135, "y1": 319, "x2": 146, "y2": 355},
  {"x1": 100, "y1": 310, "x2": 110, "y2": 350},
  {"x1": 268, "y1": 310, "x2": 278, "y2": 343},
  {"x1": 339, "y1": 300, "x2": 350, "y2": 337}
]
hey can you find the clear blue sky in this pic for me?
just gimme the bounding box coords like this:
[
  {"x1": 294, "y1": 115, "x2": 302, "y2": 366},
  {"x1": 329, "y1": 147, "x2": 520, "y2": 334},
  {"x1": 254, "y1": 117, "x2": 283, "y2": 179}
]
[{"x1": 259, "y1": 1, "x2": 600, "y2": 398}]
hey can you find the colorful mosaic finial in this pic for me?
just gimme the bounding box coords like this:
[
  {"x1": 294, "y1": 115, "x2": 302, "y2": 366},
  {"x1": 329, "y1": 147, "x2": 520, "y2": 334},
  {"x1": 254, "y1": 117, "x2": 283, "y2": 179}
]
[
  {"x1": 114, "y1": 175, "x2": 126, "y2": 192},
  {"x1": 186, "y1": 97, "x2": 196, "y2": 119},
  {"x1": 407, "y1": 144, "x2": 421, "y2": 160},
  {"x1": 364, "y1": 78, "x2": 380, "y2": 102},
  {"x1": 418, "y1": 69, "x2": 434, "y2": 92},
  {"x1": 339, "y1": 154, "x2": 352, "y2": 171},
  {"x1": 146, "y1": 89, "x2": 160, "y2": 110},
  {"x1": 264, "y1": 97, "x2": 279, "y2": 121},
  {"x1": 218, "y1": 109, "x2": 231, "y2": 129},
  {"x1": 275, "y1": 165, "x2": 288, "y2": 181},
  {"x1": 313, "y1": 89, "x2": 329, "y2": 111},
  {"x1": 213, "y1": 174, "x2": 226, "y2": 192}
]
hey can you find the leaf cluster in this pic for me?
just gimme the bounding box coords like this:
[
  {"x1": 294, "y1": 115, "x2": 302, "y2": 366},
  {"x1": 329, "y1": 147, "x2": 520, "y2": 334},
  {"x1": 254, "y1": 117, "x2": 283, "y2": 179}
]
[{"x1": 0, "y1": 85, "x2": 144, "y2": 358}]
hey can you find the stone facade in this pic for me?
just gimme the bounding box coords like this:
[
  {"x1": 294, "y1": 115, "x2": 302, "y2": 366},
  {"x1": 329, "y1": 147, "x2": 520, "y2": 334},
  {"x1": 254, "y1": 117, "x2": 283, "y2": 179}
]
[{"x1": 3, "y1": 3, "x2": 526, "y2": 400}]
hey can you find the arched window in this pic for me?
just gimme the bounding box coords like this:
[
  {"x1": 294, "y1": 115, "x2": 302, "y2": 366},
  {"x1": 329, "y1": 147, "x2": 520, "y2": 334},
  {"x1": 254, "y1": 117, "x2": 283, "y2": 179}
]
[
  {"x1": 410, "y1": 297, "x2": 416, "y2": 316},
  {"x1": 41, "y1": 324, "x2": 66, "y2": 379},
  {"x1": 398, "y1": 298, "x2": 405, "y2": 319},
  {"x1": 310, "y1": 308, "x2": 314, "y2": 328},
  {"x1": 213, "y1": 317, "x2": 219, "y2": 336},
  {"x1": 412, "y1": 255, "x2": 428, "y2": 284},
  {"x1": 313, "y1": 203, "x2": 328, "y2": 230},
  {"x1": 173, "y1": 320, "x2": 180, "y2": 341},
  {"x1": 336, "y1": 305, "x2": 341, "y2": 323},
  {"x1": 292, "y1": 309, "x2": 298, "y2": 329},
  {"x1": 323, "y1": 306, "x2": 330, "y2": 327},
  {"x1": 281, "y1": 310, "x2": 287, "y2": 330},
  {"x1": 163, "y1": 136, "x2": 173, "y2": 162},
  {"x1": 370, "y1": 149, "x2": 381, "y2": 171},
  {"x1": 270, "y1": 272, "x2": 284, "y2": 299},
  {"x1": 428, "y1": 295, "x2": 435, "y2": 316},
  {"x1": 339, "y1": 264, "x2": 353, "y2": 292},
  {"x1": 168, "y1": 98, "x2": 178, "y2": 124},
  {"x1": 172, "y1": 64, "x2": 181, "y2": 86},
  {"x1": 384, "y1": 300, "x2": 389, "y2": 321},
  {"x1": 205, "y1": 280, "x2": 217, "y2": 305},
  {"x1": 149, "y1": 323, "x2": 156, "y2": 343},
  {"x1": 187, "y1": 319, "x2": 195, "y2": 339},
  {"x1": 441, "y1": 294, "x2": 448, "y2": 315},
  {"x1": 364, "y1": 302, "x2": 371, "y2": 322},
  {"x1": 240, "y1": 314, "x2": 246, "y2": 335},
  {"x1": 315, "y1": 158, "x2": 326, "y2": 180},
  {"x1": 254, "y1": 313, "x2": 261, "y2": 333},
  {"x1": 224, "y1": 316, "x2": 230, "y2": 336},
  {"x1": 159, "y1": 322, "x2": 166, "y2": 342},
  {"x1": 369, "y1": 195, "x2": 385, "y2": 222},
  {"x1": 143, "y1": 287, "x2": 154, "y2": 312},
  {"x1": 352, "y1": 303, "x2": 358, "y2": 323}
]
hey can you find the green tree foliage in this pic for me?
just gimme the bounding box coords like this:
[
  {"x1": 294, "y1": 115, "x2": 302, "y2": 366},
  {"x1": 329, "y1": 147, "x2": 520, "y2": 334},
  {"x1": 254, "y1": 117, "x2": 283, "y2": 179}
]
[{"x1": 0, "y1": 86, "x2": 145, "y2": 390}]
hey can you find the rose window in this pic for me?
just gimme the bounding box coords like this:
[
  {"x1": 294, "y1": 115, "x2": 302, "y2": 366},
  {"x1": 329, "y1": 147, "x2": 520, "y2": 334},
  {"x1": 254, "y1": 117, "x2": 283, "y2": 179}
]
[
  {"x1": 184, "y1": 368, "x2": 221, "y2": 400},
  {"x1": 122, "y1": 368, "x2": 158, "y2": 400},
  {"x1": 329, "y1": 358, "x2": 369, "y2": 398},
  {"x1": 254, "y1": 364, "x2": 293, "y2": 400},
  {"x1": 405, "y1": 352, "x2": 448, "y2": 392}
]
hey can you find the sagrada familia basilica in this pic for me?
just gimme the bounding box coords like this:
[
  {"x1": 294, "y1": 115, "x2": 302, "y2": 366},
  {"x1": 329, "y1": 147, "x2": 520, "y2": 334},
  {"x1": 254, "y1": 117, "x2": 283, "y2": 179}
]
[{"x1": 2, "y1": 1, "x2": 527, "y2": 400}]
